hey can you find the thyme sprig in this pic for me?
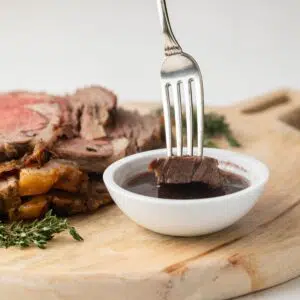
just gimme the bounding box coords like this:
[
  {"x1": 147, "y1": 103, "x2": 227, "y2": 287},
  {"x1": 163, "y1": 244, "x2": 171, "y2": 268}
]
[
  {"x1": 203, "y1": 112, "x2": 241, "y2": 147},
  {"x1": 0, "y1": 210, "x2": 83, "y2": 249},
  {"x1": 156, "y1": 108, "x2": 240, "y2": 148}
]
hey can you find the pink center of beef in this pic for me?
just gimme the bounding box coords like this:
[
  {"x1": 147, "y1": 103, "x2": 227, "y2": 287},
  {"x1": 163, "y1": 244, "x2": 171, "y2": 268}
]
[{"x1": 0, "y1": 94, "x2": 49, "y2": 133}]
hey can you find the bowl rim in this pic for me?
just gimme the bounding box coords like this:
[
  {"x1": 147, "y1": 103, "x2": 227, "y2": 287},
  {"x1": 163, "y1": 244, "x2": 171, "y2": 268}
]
[{"x1": 103, "y1": 148, "x2": 270, "y2": 205}]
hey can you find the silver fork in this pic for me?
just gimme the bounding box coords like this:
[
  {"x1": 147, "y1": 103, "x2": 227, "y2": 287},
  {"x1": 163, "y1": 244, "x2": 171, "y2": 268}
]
[{"x1": 157, "y1": 0, "x2": 204, "y2": 157}]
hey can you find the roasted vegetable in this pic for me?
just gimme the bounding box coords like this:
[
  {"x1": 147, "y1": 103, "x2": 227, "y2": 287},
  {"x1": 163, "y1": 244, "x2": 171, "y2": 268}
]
[
  {"x1": 54, "y1": 167, "x2": 88, "y2": 193},
  {"x1": 17, "y1": 195, "x2": 49, "y2": 220},
  {"x1": 19, "y1": 166, "x2": 58, "y2": 196},
  {"x1": 19, "y1": 159, "x2": 87, "y2": 196}
]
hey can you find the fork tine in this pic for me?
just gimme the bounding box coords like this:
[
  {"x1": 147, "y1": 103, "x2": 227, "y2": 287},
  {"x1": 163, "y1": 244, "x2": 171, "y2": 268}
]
[
  {"x1": 193, "y1": 74, "x2": 205, "y2": 157},
  {"x1": 173, "y1": 82, "x2": 183, "y2": 156},
  {"x1": 184, "y1": 80, "x2": 193, "y2": 156},
  {"x1": 162, "y1": 83, "x2": 172, "y2": 156}
]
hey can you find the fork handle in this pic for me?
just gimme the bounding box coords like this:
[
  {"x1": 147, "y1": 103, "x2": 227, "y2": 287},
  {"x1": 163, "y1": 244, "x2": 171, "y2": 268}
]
[{"x1": 157, "y1": 0, "x2": 182, "y2": 56}]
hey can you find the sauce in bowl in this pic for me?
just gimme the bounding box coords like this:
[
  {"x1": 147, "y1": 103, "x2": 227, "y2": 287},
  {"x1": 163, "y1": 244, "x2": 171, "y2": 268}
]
[{"x1": 123, "y1": 171, "x2": 249, "y2": 200}]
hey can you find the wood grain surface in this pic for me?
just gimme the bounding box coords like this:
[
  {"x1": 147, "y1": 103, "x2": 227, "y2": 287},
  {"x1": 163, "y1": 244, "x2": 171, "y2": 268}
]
[{"x1": 1, "y1": 89, "x2": 300, "y2": 300}]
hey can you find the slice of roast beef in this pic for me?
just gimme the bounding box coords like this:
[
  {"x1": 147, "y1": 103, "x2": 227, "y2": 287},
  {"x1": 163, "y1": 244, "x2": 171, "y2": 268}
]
[
  {"x1": 68, "y1": 86, "x2": 117, "y2": 140},
  {"x1": 53, "y1": 109, "x2": 163, "y2": 173},
  {"x1": 108, "y1": 108, "x2": 163, "y2": 152},
  {"x1": 0, "y1": 86, "x2": 117, "y2": 163},
  {"x1": 149, "y1": 156, "x2": 225, "y2": 188},
  {"x1": 53, "y1": 137, "x2": 129, "y2": 173},
  {"x1": 0, "y1": 86, "x2": 162, "y2": 219},
  {"x1": 0, "y1": 92, "x2": 73, "y2": 162}
]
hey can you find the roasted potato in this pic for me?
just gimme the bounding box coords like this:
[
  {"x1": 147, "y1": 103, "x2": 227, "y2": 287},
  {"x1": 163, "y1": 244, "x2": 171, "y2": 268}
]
[
  {"x1": 19, "y1": 159, "x2": 87, "y2": 196},
  {"x1": 18, "y1": 195, "x2": 49, "y2": 220},
  {"x1": 53, "y1": 165, "x2": 87, "y2": 193},
  {"x1": 9, "y1": 195, "x2": 49, "y2": 221},
  {"x1": 19, "y1": 167, "x2": 59, "y2": 196}
]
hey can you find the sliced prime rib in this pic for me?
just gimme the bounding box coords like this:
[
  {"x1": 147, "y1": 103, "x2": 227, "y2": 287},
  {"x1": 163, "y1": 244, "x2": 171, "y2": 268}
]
[
  {"x1": 0, "y1": 85, "x2": 163, "y2": 220},
  {"x1": 53, "y1": 137, "x2": 129, "y2": 173},
  {"x1": 0, "y1": 86, "x2": 118, "y2": 163},
  {"x1": 0, "y1": 91, "x2": 73, "y2": 162},
  {"x1": 149, "y1": 156, "x2": 225, "y2": 188},
  {"x1": 108, "y1": 108, "x2": 163, "y2": 152},
  {"x1": 53, "y1": 109, "x2": 163, "y2": 173},
  {"x1": 0, "y1": 87, "x2": 160, "y2": 174},
  {"x1": 69, "y1": 86, "x2": 117, "y2": 140}
]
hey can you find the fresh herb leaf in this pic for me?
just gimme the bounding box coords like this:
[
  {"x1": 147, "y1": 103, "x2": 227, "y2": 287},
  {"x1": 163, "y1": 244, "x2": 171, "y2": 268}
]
[
  {"x1": 203, "y1": 112, "x2": 241, "y2": 147},
  {"x1": 0, "y1": 210, "x2": 83, "y2": 249},
  {"x1": 156, "y1": 108, "x2": 240, "y2": 148},
  {"x1": 203, "y1": 137, "x2": 217, "y2": 148},
  {"x1": 225, "y1": 132, "x2": 241, "y2": 147},
  {"x1": 69, "y1": 226, "x2": 84, "y2": 241}
]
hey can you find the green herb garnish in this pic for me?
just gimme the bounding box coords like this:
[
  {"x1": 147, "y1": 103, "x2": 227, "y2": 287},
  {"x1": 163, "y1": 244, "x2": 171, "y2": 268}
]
[
  {"x1": 0, "y1": 210, "x2": 83, "y2": 249},
  {"x1": 203, "y1": 112, "x2": 241, "y2": 147},
  {"x1": 156, "y1": 108, "x2": 240, "y2": 148}
]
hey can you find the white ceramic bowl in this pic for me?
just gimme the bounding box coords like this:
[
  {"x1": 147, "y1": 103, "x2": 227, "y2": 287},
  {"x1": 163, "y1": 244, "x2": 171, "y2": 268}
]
[{"x1": 103, "y1": 148, "x2": 269, "y2": 236}]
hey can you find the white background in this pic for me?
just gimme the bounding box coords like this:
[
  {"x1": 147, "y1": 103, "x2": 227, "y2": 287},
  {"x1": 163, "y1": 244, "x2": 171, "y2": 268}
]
[
  {"x1": 1, "y1": 0, "x2": 300, "y2": 298},
  {"x1": 1, "y1": 0, "x2": 300, "y2": 105}
]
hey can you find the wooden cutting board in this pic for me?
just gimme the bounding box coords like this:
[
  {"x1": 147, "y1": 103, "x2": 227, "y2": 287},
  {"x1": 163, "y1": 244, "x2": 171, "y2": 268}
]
[{"x1": 1, "y1": 89, "x2": 300, "y2": 300}]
